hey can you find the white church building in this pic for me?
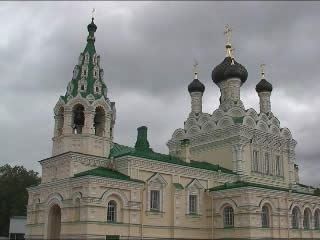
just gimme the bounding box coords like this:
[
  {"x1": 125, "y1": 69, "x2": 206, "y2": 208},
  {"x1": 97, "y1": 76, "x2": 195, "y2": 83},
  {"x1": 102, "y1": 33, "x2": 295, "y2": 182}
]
[{"x1": 25, "y1": 18, "x2": 320, "y2": 240}]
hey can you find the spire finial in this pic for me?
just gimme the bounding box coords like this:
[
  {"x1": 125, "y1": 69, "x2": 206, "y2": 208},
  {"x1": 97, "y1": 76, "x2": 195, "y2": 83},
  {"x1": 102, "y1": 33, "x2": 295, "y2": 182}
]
[
  {"x1": 230, "y1": 47, "x2": 235, "y2": 65},
  {"x1": 193, "y1": 58, "x2": 198, "y2": 79},
  {"x1": 224, "y1": 24, "x2": 232, "y2": 57},
  {"x1": 260, "y1": 64, "x2": 266, "y2": 78}
]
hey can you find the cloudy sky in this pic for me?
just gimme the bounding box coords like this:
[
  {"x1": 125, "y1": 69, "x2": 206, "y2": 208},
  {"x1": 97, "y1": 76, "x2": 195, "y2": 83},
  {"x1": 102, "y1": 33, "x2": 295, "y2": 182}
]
[{"x1": 1, "y1": 2, "x2": 320, "y2": 186}]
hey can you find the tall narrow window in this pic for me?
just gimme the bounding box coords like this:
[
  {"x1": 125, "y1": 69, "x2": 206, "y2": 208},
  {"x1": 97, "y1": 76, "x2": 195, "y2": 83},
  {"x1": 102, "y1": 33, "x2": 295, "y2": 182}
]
[
  {"x1": 262, "y1": 205, "x2": 270, "y2": 227},
  {"x1": 265, "y1": 153, "x2": 270, "y2": 175},
  {"x1": 94, "y1": 106, "x2": 105, "y2": 137},
  {"x1": 74, "y1": 198, "x2": 80, "y2": 221},
  {"x1": 292, "y1": 207, "x2": 300, "y2": 229},
  {"x1": 150, "y1": 190, "x2": 160, "y2": 211},
  {"x1": 315, "y1": 210, "x2": 320, "y2": 229},
  {"x1": 107, "y1": 200, "x2": 117, "y2": 222},
  {"x1": 253, "y1": 150, "x2": 259, "y2": 172},
  {"x1": 275, "y1": 156, "x2": 281, "y2": 176},
  {"x1": 189, "y1": 195, "x2": 198, "y2": 214},
  {"x1": 72, "y1": 104, "x2": 85, "y2": 134},
  {"x1": 223, "y1": 206, "x2": 234, "y2": 228},
  {"x1": 303, "y1": 209, "x2": 311, "y2": 230}
]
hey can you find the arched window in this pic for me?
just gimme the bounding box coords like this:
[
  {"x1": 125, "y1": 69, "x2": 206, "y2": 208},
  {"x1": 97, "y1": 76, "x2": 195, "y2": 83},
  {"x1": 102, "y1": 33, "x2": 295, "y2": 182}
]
[
  {"x1": 303, "y1": 209, "x2": 311, "y2": 230},
  {"x1": 315, "y1": 210, "x2": 320, "y2": 229},
  {"x1": 94, "y1": 106, "x2": 105, "y2": 137},
  {"x1": 292, "y1": 207, "x2": 300, "y2": 229},
  {"x1": 262, "y1": 205, "x2": 270, "y2": 228},
  {"x1": 74, "y1": 198, "x2": 80, "y2": 221},
  {"x1": 223, "y1": 206, "x2": 234, "y2": 228},
  {"x1": 72, "y1": 104, "x2": 85, "y2": 134},
  {"x1": 107, "y1": 200, "x2": 117, "y2": 222}
]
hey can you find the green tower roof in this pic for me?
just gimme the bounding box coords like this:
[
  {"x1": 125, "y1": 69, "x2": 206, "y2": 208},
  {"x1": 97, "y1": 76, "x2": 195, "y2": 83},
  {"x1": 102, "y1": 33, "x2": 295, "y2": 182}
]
[{"x1": 62, "y1": 18, "x2": 108, "y2": 103}]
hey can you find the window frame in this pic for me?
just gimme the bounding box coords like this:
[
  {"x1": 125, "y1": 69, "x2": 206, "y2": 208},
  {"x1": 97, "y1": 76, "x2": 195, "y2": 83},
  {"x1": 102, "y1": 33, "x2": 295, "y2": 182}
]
[
  {"x1": 223, "y1": 206, "x2": 234, "y2": 228},
  {"x1": 261, "y1": 205, "x2": 270, "y2": 228},
  {"x1": 189, "y1": 194, "x2": 198, "y2": 215},
  {"x1": 150, "y1": 190, "x2": 160, "y2": 211},
  {"x1": 107, "y1": 200, "x2": 117, "y2": 223},
  {"x1": 292, "y1": 207, "x2": 300, "y2": 229}
]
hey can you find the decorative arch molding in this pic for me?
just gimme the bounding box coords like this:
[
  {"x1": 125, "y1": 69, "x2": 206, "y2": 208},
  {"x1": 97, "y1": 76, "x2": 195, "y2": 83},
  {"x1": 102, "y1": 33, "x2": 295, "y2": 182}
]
[
  {"x1": 246, "y1": 108, "x2": 258, "y2": 120},
  {"x1": 198, "y1": 113, "x2": 211, "y2": 125},
  {"x1": 258, "y1": 198, "x2": 275, "y2": 212},
  {"x1": 212, "y1": 109, "x2": 225, "y2": 122},
  {"x1": 217, "y1": 198, "x2": 239, "y2": 214},
  {"x1": 92, "y1": 98, "x2": 111, "y2": 113},
  {"x1": 218, "y1": 116, "x2": 233, "y2": 129},
  {"x1": 256, "y1": 120, "x2": 268, "y2": 132},
  {"x1": 184, "y1": 118, "x2": 198, "y2": 130},
  {"x1": 186, "y1": 126, "x2": 201, "y2": 137},
  {"x1": 243, "y1": 116, "x2": 256, "y2": 128},
  {"x1": 46, "y1": 193, "x2": 63, "y2": 208},
  {"x1": 312, "y1": 207, "x2": 320, "y2": 216},
  {"x1": 185, "y1": 179, "x2": 205, "y2": 190},
  {"x1": 270, "y1": 117, "x2": 280, "y2": 127},
  {"x1": 201, "y1": 121, "x2": 216, "y2": 133},
  {"x1": 259, "y1": 113, "x2": 269, "y2": 123},
  {"x1": 281, "y1": 128, "x2": 292, "y2": 140},
  {"x1": 147, "y1": 172, "x2": 167, "y2": 186},
  {"x1": 172, "y1": 128, "x2": 186, "y2": 140},
  {"x1": 71, "y1": 192, "x2": 83, "y2": 204},
  {"x1": 289, "y1": 202, "x2": 303, "y2": 213},
  {"x1": 270, "y1": 125, "x2": 280, "y2": 136},
  {"x1": 101, "y1": 189, "x2": 128, "y2": 207},
  {"x1": 68, "y1": 94, "x2": 91, "y2": 110},
  {"x1": 302, "y1": 203, "x2": 314, "y2": 212},
  {"x1": 227, "y1": 107, "x2": 245, "y2": 118}
]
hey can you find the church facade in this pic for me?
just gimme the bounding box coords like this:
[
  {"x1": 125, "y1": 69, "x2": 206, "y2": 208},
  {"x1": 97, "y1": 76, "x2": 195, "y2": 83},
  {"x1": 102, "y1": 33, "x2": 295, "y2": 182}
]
[{"x1": 25, "y1": 19, "x2": 320, "y2": 240}]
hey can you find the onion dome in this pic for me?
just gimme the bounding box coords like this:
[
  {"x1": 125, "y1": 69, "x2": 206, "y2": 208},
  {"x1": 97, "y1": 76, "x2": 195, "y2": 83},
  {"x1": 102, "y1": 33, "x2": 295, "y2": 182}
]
[
  {"x1": 87, "y1": 18, "x2": 97, "y2": 33},
  {"x1": 256, "y1": 65, "x2": 273, "y2": 92},
  {"x1": 188, "y1": 65, "x2": 205, "y2": 93},
  {"x1": 256, "y1": 79, "x2": 273, "y2": 93},
  {"x1": 224, "y1": 60, "x2": 248, "y2": 82},
  {"x1": 212, "y1": 25, "x2": 248, "y2": 85}
]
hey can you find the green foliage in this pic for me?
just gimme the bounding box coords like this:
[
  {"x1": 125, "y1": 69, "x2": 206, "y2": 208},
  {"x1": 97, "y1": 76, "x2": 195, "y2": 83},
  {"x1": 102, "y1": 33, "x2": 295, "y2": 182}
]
[
  {"x1": 0, "y1": 164, "x2": 41, "y2": 236},
  {"x1": 314, "y1": 188, "x2": 320, "y2": 196}
]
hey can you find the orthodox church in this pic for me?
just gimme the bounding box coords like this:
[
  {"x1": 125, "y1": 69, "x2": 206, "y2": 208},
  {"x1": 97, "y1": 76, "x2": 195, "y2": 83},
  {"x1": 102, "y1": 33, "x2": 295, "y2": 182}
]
[{"x1": 26, "y1": 18, "x2": 320, "y2": 240}]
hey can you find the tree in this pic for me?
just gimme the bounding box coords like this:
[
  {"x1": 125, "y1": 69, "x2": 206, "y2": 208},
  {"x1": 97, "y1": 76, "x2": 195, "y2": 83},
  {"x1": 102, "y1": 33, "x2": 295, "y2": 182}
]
[{"x1": 0, "y1": 164, "x2": 41, "y2": 236}]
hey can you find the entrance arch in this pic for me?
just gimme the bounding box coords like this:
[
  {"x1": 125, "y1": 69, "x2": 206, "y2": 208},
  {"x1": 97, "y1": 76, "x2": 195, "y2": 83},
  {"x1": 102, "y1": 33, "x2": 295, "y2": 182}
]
[{"x1": 47, "y1": 204, "x2": 61, "y2": 239}]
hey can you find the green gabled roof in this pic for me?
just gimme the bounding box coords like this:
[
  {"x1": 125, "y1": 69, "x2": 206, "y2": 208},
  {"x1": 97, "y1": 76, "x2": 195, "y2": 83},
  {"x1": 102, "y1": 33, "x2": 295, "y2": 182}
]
[
  {"x1": 209, "y1": 181, "x2": 320, "y2": 197},
  {"x1": 109, "y1": 143, "x2": 235, "y2": 175},
  {"x1": 74, "y1": 167, "x2": 144, "y2": 183},
  {"x1": 173, "y1": 183, "x2": 184, "y2": 190},
  {"x1": 209, "y1": 181, "x2": 289, "y2": 192}
]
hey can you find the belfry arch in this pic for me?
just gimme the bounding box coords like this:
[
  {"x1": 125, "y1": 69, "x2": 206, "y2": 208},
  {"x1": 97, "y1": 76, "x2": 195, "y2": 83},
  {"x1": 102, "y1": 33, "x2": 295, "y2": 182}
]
[
  {"x1": 72, "y1": 104, "x2": 85, "y2": 134},
  {"x1": 94, "y1": 106, "x2": 106, "y2": 137},
  {"x1": 47, "y1": 204, "x2": 61, "y2": 240}
]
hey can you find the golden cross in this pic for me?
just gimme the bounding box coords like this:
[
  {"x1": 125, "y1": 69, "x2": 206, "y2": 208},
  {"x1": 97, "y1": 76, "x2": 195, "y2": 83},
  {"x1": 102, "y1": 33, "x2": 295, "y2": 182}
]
[
  {"x1": 92, "y1": 8, "x2": 96, "y2": 19},
  {"x1": 260, "y1": 64, "x2": 266, "y2": 77},
  {"x1": 224, "y1": 24, "x2": 232, "y2": 45},
  {"x1": 193, "y1": 59, "x2": 199, "y2": 73}
]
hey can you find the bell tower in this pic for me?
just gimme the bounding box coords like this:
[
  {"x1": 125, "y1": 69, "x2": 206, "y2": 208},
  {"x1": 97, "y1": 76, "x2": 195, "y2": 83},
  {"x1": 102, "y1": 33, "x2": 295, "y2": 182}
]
[{"x1": 52, "y1": 17, "x2": 116, "y2": 157}]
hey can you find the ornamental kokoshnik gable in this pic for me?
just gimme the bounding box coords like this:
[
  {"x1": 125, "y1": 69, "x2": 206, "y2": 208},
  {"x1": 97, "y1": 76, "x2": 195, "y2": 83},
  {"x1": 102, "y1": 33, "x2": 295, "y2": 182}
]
[{"x1": 26, "y1": 19, "x2": 320, "y2": 240}]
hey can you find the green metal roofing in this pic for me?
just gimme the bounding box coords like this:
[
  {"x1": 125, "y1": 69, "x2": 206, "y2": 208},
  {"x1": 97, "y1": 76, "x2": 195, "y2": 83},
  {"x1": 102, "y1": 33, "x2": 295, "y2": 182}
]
[
  {"x1": 209, "y1": 181, "x2": 320, "y2": 197},
  {"x1": 109, "y1": 143, "x2": 235, "y2": 175},
  {"x1": 61, "y1": 18, "x2": 107, "y2": 103},
  {"x1": 173, "y1": 183, "x2": 184, "y2": 190},
  {"x1": 74, "y1": 167, "x2": 144, "y2": 183}
]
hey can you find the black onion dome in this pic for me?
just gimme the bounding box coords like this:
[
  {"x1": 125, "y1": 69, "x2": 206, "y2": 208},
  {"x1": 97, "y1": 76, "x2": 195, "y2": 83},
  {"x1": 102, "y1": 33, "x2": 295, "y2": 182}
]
[
  {"x1": 212, "y1": 56, "x2": 248, "y2": 84},
  {"x1": 87, "y1": 18, "x2": 97, "y2": 33},
  {"x1": 188, "y1": 79, "x2": 205, "y2": 93},
  {"x1": 211, "y1": 57, "x2": 232, "y2": 84},
  {"x1": 224, "y1": 61, "x2": 248, "y2": 83},
  {"x1": 256, "y1": 79, "x2": 273, "y2": 92}
]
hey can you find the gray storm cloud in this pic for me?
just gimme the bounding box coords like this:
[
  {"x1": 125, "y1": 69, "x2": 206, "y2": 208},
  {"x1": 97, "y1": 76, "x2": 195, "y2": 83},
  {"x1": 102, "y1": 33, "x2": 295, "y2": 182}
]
[{"x1": 0, "y1": 2, "x2": 319, "y2": 186}]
